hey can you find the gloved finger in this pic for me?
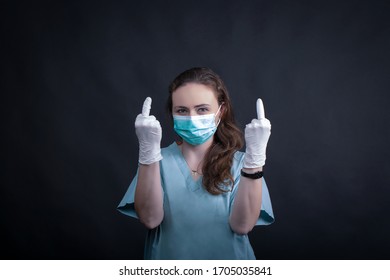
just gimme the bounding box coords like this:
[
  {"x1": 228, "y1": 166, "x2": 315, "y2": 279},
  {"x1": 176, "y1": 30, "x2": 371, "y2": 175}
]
[
  {"x1": 148, "y1": 115, "x2": 156, "y2": 121},
  {"x1": 135, "y1": 115, "x2": 156, "y2": 128},
  {"x1": 256, "y1": 98, "x2": 265, "y2": 120},
  {"x1": 142, "y1": 97, "x2": 152, "y2": 116}
]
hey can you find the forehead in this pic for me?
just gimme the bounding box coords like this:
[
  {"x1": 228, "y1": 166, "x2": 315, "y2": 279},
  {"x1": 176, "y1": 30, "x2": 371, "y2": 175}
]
[{"x1": 172, "y1": 83, "x2": 218, "y2": 107}]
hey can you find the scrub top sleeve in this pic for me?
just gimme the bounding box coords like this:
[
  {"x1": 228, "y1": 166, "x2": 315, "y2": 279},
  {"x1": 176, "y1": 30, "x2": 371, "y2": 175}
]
[
  {"x1": 256, "y1": 178, "x2": 275, "y2": 226},
  {"x1": 117, "y1": 169, "x2": 139, "y2": 219}
]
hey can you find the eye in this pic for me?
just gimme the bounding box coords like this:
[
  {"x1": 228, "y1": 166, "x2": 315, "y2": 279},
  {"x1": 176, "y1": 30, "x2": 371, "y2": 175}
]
[
  {"x1": 176, "y1": 108, "x2": 188, "y2": 114},
  {"x1": 197, "y1": 107, "x2": 209, "y2": 113}
]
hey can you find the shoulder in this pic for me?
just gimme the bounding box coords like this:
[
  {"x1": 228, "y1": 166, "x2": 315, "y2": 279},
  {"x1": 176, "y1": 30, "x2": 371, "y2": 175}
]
[
  {"x1": 232, "y1": 150, "x2": 245, "y2": 164},
  {"x1": 162, "y1": 141, "x2": 178, "y2": 151},
  {"x1": 161, "y1": 142, "x2": 179, "y2": 160},
  {"x1": 231, "y1": 150, "x2": 245, "y2": 177}
]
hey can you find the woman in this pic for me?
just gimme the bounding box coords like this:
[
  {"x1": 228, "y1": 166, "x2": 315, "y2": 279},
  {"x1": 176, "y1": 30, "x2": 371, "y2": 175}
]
[{"x1": 118, "y1": 67, "x2": 274, "y2": 259}]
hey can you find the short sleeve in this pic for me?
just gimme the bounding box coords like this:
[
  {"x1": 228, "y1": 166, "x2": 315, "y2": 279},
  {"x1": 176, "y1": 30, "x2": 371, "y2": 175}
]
[
  {"x1": 256, "y1": 178, "x2": 274, "y2": 225},
  {"x1": 117, "y1": 169, "x2": 139, "y2": 219},
  {"x1": 230, "y1": 152, "x2": 275, "y2": 226}
]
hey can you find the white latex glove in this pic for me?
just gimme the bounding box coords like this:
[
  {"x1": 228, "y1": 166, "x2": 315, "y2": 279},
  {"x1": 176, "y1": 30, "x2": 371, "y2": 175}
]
[
  {"x1": 243, "y1": 98, "x2": 271, "y2": 168},
  {"x1": 135, "y1": 97, "x2": 163, "y2": 165}
]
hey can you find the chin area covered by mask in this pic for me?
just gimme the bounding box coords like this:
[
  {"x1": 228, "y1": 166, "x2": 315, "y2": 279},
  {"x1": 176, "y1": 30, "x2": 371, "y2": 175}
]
[{"x1": 173, "y1": 106, "x2": 222, "y2": 146}]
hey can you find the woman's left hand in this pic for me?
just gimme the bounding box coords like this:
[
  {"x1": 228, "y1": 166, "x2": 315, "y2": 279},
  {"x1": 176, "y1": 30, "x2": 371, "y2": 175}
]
[{"x1": 242, "y1": 98, "x2": 271, "y2": 168}]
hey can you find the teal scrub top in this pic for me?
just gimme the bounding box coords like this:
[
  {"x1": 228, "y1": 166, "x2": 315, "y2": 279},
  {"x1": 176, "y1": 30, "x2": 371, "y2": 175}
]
[{"x1": 117, "y1": 142, "x2": 274, "y2": 260}]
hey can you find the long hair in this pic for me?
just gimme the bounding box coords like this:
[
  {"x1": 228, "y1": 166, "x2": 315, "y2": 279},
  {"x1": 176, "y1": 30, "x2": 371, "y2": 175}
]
[{"x1": 166, "y1": 67, "x2": 244, "y2": 195}]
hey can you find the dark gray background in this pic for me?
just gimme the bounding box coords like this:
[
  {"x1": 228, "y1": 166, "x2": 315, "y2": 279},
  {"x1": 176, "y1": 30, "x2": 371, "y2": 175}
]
[{"x1": 2, "y1": 0, "x2": 390, "y2": 259}]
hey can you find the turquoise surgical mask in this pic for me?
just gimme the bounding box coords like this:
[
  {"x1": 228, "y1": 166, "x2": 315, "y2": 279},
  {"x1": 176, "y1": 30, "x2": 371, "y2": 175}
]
[{"x1": 173, "y1": 106, "x2": 222, "y2": 146}]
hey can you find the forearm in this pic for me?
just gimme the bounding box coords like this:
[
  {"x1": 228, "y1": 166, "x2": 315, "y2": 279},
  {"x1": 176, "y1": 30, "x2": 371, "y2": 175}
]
[
  {"x1": 229, "y1": 167, "x2": 263, "y2": 235},
  {"x1": 134, "y1": 162, "x2": 164, "y2": 229}
]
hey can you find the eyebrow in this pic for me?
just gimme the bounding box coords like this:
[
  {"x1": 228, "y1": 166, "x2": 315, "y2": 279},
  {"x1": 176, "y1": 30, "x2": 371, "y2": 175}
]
[{"x1": 173, "y1": 104, "x2": 211, "y2": 110}]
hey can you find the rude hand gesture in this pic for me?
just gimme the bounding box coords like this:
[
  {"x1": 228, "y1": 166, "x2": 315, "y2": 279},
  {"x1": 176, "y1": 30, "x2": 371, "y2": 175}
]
[
  {"x1": 243, "y1": 98, "x2": 271, "y2": 168},
  {"x1": 135, "y1": 97, "x2": 163, "y2": 164}
]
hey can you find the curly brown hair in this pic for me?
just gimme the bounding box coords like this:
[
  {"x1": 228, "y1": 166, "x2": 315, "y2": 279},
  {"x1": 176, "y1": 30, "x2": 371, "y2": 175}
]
[{"x1": 166, "y1": 67, "x2": 244, "y2": 195}]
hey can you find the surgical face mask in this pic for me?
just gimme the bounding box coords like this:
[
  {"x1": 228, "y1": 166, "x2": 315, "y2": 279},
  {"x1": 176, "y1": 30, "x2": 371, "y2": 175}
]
[{"x1": 173, "y1": 106, "x2": 222, "y2": 146}]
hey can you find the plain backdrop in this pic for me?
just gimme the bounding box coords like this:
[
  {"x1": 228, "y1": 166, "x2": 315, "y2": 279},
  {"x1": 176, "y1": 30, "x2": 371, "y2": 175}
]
[{"x1": 2, "y1": 0, "x2": 390, "y2": 259}]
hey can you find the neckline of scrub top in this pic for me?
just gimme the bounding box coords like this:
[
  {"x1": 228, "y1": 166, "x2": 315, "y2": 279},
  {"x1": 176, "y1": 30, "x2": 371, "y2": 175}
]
[{"x1": 172, "y1": 142, "x2": 202, "y2": 192}]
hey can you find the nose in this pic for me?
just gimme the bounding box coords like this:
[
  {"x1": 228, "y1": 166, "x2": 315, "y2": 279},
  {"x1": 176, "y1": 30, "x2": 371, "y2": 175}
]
[{"x1": 189, "y1": 109, "x2": 198, "y2": 117}]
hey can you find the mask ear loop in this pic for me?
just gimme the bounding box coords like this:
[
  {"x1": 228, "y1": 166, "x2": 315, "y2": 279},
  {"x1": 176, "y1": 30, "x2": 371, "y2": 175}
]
[{"x1": 215, "y1": 103, "x2": 224, "y2": 127}]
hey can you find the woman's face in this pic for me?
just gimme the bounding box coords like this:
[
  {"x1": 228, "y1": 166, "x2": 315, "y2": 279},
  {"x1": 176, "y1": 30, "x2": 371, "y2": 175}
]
[{"x1": 172, "y1": 83, "x2": 220, "y2": 117}]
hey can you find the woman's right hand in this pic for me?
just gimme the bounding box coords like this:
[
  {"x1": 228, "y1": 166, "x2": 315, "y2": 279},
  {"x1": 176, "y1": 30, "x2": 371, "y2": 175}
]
[{"x1": 135, "y1": 97, "x2": 163, "y2": 165}]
